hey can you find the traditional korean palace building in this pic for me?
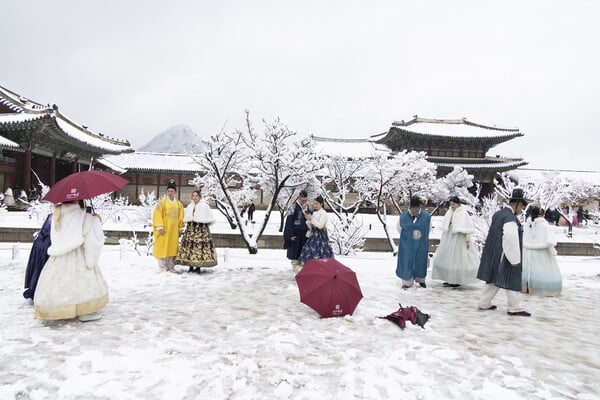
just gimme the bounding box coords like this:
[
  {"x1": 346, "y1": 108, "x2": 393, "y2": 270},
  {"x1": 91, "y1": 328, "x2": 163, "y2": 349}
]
[
  {"x1": 371, "y1": 116, "x2": 527, "y2": 187},
  {"x1": 0, "y1": 85, "x2": 133, "y2": 193}
]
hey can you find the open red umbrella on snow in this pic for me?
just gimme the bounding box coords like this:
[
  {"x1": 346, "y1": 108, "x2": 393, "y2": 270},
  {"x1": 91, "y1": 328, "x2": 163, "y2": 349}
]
[
  {"x1": 43, "y1": 170, "x2": 129, "y2": 203},
  {"x1": 295, "y1": 258, "x2": 363, "y2": 318}
]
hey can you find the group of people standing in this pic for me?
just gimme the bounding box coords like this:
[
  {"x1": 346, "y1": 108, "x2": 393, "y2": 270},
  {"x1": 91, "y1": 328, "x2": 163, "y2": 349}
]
[
  {"x1": 395, "y1": 189, "x2": 563, "y2": 317},
  {"x1": 151, "y1": 181, "x2": 218, "y2": 274},
  {"x1": 23, "y1": 181, "x2": 563, "y2": 322},
  {"x1": 23, "y1": 181, "x2": 219, "y2": 322},
  {"x1": 283, "y1": 190, "x2": 334, "y2": 271}
]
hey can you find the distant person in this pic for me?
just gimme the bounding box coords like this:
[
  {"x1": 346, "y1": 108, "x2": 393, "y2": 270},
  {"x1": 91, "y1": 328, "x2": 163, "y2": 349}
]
[
  {"x1": 247, "y1": 201, "x2": 256, "y2": 223},
  {"x1": 34, "y1": 201, "x2": 108, "y2": 321},
  {"x1": 576, "y1": 206, "x2": 586, "y2": 226},
  {"x1": 175, "y1": 190, "x2": 217, "y2": 273},
  {"x1": 522, "y1": 207, "x2": 562, "y2": 296},
  {"x1": 396, "y1": 196, "x2": 431, "y2": 289},
  {"x1": 152, "y1": 181, "x2": 185, "y2": 273},
  {"x1": 298, "y1": 195, "x2": 334, "y2": 266},
  {"x1": 4, "y1": 187, "x2": 15, "y2": 206},
  {"x1": 431, "y1": 196, "x2": 479, "y2": 287},
  {"x1": 477, "y1": 189, "x2": 531, "y2": 317},
  {"x1": 283, "y1": 190, "x2": 309, "y2": 270},
  {"x1": 23, "y1": 213, "x2": 52, "y2": 300}
]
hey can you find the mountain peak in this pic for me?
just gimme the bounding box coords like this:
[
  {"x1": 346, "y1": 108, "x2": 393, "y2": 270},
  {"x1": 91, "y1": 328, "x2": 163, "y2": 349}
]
[{"x1": 138, "y1": 125, "x2": 205, "y2": 153}]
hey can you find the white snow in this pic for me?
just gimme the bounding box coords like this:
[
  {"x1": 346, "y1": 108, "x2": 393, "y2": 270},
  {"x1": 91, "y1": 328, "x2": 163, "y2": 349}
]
[{"x1": 1, "y1": 213, "x2": 599, "y2": 399}]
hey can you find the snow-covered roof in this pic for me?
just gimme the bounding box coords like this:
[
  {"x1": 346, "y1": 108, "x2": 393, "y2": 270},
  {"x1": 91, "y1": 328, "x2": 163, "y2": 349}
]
[
  {"x1": 311, "y1": 136, "x2": 391, "y2": 158},
  {"x1": 373, "y1": 116, "x2": 522, "y2": 139},
  {"x1": 0, "y1": 134, "x2": 20, "y2": 149},
  {"x1": 0, "y1": 85, "x2": 132, "y2": 154},
  {"x1": 101, "y1": 152, "x2": 200, "y2": 173},
  {"x1": 434, "y1": 159, "x2": 528, "y2": 170},
  {"x1": 510, "y1": 168, "x2": 600, "y2": 186}
]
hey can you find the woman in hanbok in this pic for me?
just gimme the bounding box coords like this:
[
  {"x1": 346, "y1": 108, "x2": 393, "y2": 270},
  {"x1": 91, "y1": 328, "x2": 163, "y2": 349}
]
[
  {"x1": 34, "y1": 201, "x2": 108, "y2": 321},
  {"x1": 298, "y1": 195, "x2": 334, "y2": 265},
  {"x1": 175, "y1": 190, "x2": 217, "y2": 272},
  {"x1": 23, "y1": 213, "x2": 52, "y2": 300},
  {"x1": 522, "y1": 206, "x2": 562, "y2": 296},
  {"x1": 432, "y1": 196, "x2": 479, "y2": 287}
]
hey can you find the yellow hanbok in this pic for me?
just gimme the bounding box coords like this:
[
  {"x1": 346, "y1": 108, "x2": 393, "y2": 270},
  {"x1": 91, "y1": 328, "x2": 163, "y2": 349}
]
[{"x1": 152, "y1": 197, "x2": 184, "y2": 259}]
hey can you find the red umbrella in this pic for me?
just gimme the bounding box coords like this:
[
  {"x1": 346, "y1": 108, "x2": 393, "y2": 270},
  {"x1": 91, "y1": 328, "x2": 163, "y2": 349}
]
[
  {"x1": 295, "y1": 258, "x2": 363, "y2": 318},
  {"x1": 43, "y1": 170, "x2": 129, "y2": 203}
]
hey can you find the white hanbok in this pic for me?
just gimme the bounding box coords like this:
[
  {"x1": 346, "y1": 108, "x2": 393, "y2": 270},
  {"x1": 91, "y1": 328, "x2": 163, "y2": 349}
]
[
  {"x1": 432, "y1": 205, "x2": 479, "y2": 285},
  {"x1": 522, "y1": 218, "x2": 562, "y2": 296},
  {"x1": 34, "y1": 203, "x2": 108, "y2": 320}
]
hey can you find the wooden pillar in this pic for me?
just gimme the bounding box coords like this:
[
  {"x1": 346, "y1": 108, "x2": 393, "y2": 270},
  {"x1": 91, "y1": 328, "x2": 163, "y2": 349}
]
[
  {"x1": 178, "y1": 174, "x2": 183, "y2": 200},
  {"x1": 23, "y1": 147, "x2": 32, "y2": 190},
  {"x1": 135, "y1": 173, "x2": 140, "y2": 201},
  {"x1": 49, "y1": 156, "x2": 56, "y2": 186},
  {"x1": 156, "y1": 173, "x2": 161, "y2": 196},
  {"x1": 71, "y1": 159, "x2": 78, "y2": 174}
]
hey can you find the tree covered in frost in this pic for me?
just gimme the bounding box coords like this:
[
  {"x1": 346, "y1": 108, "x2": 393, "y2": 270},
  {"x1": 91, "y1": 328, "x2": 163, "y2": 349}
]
[
  {"x1": 190, "y1": 123, "x2": 258, "y2": 253},
  {"x1": 385, "y1": 150, "x2": 437, "y2": 213},
  {"x1": 432, "y1": 166, "x2": 476, "y2": 205},
  {"x1": 317, "y1": 154, "x2": 368, "y2": 255},
  {"x1": 191, "y1": 112, "x2": 320, "y2": 254},
  {"x1": 242, "y1": 111, "x2": 321, "y2": 239}
]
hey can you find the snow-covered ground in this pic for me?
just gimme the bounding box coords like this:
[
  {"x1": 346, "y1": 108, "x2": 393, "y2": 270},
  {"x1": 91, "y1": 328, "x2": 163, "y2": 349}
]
[{"x1": 1, "y1": 240, "x2": 599, "y2": 399}]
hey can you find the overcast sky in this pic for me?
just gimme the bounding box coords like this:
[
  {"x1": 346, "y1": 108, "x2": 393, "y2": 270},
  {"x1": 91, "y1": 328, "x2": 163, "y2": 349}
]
[{"x1": 2, "y1": 1, "x2": 599, "y2": 171}]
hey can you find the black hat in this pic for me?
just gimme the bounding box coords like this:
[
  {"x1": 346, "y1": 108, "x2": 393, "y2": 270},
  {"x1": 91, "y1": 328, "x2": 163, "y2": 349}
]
[
  {"x1": 409, "y1": 196, "x2": 422, "y2": 208},
  {"x1": 508, "y1": 188, "x2": 530, "y2": 205},
  {"x1": 166, "y1": 180, "x2": 177, "y2": 190}
]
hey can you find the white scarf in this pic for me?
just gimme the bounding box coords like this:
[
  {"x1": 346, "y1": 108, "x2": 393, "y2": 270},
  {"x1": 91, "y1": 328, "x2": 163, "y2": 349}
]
[
  {"x1": 184, "y1": 199, "x2": 215, "y2": 224},
  {"x1": 442, "y1": 205, "x2": 475, "y2": 234}
]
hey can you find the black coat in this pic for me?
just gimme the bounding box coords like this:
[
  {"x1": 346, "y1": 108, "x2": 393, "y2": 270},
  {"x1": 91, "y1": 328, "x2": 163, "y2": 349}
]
[
  {"x1": 477, "y1": 207, "x2": 523, "y2": 291},
  {"x1": 283, "y1": 202, "x2": 308, "y2": 260}
]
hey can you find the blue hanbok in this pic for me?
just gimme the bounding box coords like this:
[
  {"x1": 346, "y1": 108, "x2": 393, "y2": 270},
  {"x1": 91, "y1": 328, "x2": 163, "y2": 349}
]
[
  {"x1": 396, "y1": 210, "x2": 431, "y2": 281},
  {"x1": 299, "y1": 208, "x2": 334, "y2": 264}
]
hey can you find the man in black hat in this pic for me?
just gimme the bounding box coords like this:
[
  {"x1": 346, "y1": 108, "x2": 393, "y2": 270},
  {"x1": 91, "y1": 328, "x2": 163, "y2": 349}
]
[
  {"x1": 152, "y1": 180, "x2": 185, "y2": 273},
  {"x1": 477, "y1": 188, "x2": 531, "y2": 316}
]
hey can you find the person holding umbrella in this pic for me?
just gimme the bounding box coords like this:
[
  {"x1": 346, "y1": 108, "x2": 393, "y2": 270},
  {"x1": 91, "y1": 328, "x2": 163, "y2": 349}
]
[
  {"x1": 34, "y1": 200, "x2": 108, "y2": 321},
  {"x1": 152, "y1": 180, "x2": 185, "y2": 273},
  {"x1": 34, "y1": 170, "x2": 128, "y2": 321}
]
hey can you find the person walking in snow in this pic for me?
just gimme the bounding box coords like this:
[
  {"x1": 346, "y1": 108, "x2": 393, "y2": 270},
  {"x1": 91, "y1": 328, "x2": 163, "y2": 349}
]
[
  {"x1": 152, "y1": 180, "x2": 185, "y2": 273},
  {"x1": 477, "y1": 189, "x2": 531, "y2": 317},
  {"x1": 34, "y1": 201, "x2": 108, "y2": 321},
  {"x1": 431, "y1": 196, "x2": 479, "y2": 287},
  {"x1": 175, "y1": 190, "x2": 217, "y2": 273},
  {"x1": 522, "y1": 206, "x2": 562, "y2": 296},
  {"x1": 396, "y1": 196, "x2": 431, "y2": 289}
]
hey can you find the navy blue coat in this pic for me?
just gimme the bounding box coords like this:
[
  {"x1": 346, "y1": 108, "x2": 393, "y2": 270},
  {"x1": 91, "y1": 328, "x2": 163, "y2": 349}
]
[
  {"x1": 23, "y1": 214, "x2": 52, "y2": 299},
  {"x1": 283, "y1": 202, "x2": 308, "y2": 260},
  {"x1": 477, "y1": 207, "x2": 523, "y2": 291}
]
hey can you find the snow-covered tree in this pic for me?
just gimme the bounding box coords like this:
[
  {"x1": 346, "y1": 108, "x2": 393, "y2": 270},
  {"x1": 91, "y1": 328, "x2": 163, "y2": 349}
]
[
  {"x1": 387, "y1": 150, "x2": 437, "y2": 213},
  {"x1": 317, "y1": 155, "x2": 369, "y2": 255},
  {"x1": 242, "y1": 111, "x2": 321, "y2": 240},
  {"x1": 432, "y1": 166, "x2": 476, "y2": 205},
  {"x1": 190, "y1": 125, "x2": 258, "y2": 252}
]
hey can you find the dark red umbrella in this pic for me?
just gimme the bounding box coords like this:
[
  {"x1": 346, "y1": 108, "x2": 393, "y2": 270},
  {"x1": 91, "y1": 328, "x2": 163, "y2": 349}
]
[
  {"x1": 295, "y1": 258, "x2": 363, "y2": 318},
  {"x1": 43, "y1": 170, "x2": 129, "y2": 203}
]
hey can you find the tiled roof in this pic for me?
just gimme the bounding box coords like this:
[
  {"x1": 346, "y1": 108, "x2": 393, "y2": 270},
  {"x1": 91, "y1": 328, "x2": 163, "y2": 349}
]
[
  {"x1": 101, "y1": 152, "x2": 200, "y2": 173},
  {"x1": 372, "y1": 116, "x2": 522, "y2": 139},
  {"x1": 0, "y1": 85, "x2": 132, "y2": 154},
  {"x1": 311, "y1": 136, "x2": 391, "y2": 157}
]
